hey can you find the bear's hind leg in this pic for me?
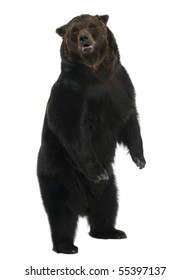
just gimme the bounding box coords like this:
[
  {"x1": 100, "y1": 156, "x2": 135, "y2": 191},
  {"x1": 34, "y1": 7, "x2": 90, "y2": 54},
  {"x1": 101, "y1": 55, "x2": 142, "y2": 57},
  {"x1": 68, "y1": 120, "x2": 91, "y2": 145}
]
[
  {"x1": 51, "y1": 207, "x2": 78, "y2": 254},
  {"x1": 88, "y1": 175, "x2": 127, "y2": 239},
  {"x1": 38, "y1": 175, "x2": 79, "y2": 254}
]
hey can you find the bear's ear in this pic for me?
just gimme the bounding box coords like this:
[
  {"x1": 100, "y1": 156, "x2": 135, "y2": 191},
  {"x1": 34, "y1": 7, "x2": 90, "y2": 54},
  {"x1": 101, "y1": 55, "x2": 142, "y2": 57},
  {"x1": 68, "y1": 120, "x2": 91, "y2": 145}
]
[
  {"x1": 56, "y1": 25, "x2": 66, "y2": 37},
  {"x1": 97, "y1": 15, "x2": 109, "y2": 25}
]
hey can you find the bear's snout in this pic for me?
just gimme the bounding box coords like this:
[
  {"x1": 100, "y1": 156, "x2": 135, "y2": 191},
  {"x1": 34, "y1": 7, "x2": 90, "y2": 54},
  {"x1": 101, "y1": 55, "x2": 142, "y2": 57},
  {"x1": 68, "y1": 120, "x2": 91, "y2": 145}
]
[{"x1": 78, "y1": 30, "x2": 94, "y2": 54}]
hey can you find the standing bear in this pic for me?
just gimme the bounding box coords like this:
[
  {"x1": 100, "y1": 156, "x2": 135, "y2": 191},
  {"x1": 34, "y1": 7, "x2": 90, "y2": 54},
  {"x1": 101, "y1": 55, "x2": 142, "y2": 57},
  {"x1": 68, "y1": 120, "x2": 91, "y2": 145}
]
[{"x1": 37, "y1": 14, "x2": 146, "y2": 254}]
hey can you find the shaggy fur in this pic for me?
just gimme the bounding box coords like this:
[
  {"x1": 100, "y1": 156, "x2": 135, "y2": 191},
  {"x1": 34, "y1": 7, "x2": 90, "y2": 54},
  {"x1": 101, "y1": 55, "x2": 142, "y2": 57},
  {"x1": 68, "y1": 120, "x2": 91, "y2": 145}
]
[{"x1": 37, "y1": 14, "x2": 146, "y2": 254}]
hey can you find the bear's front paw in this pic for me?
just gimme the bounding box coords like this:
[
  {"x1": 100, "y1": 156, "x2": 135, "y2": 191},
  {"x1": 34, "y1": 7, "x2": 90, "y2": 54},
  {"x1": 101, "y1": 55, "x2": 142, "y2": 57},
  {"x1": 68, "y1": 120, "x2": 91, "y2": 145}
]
[
  {"x1": 133, "y1": 156, "x2": 146, "y2": 169},
  {"x1": 96, "y1": 170, "x2": 109, "y2": 182},
  {"x1": 88, "y1": 169, "x2": 109, "y2": 184}
]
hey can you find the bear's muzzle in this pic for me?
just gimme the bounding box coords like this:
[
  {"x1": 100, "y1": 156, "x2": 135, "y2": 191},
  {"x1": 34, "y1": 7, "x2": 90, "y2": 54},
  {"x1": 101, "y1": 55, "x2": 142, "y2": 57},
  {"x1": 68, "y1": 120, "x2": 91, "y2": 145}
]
[{"x1": 78, "y1": 30, "x2": 95, "y2": 54}]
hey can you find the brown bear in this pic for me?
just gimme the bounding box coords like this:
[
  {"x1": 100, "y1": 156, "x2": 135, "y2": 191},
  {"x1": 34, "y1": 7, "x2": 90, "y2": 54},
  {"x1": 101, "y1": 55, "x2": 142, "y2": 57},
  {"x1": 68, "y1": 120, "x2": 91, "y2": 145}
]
[{"x1": 37, "y1": 14, "x2": 146, "y2": 254}]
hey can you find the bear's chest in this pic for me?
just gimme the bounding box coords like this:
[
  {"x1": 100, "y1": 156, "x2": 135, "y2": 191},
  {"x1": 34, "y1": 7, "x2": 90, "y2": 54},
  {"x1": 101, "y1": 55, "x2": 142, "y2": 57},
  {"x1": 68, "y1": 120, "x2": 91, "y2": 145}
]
[{"x1": 83, "y1": 81, "x2": 133, "y2": 132}]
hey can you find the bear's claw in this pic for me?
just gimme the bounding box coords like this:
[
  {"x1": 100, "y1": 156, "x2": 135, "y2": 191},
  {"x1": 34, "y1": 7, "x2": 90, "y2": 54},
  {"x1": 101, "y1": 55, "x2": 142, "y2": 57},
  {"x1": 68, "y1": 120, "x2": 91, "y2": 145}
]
[
  {"x1": 133, "y1": 156, "x2": 146, "y2": 169},
  {"x1": 91, "y1": 169, "x2": 109, "y2": 184}
]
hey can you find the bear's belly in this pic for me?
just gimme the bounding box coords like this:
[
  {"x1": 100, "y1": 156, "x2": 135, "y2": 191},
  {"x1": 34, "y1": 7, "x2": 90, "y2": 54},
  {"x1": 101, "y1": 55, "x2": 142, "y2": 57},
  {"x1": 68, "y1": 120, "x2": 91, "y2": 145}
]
[
  {"x1": 92, "y1": 131, "x2": 117, "y2": 167},
  {"x1": 84, "y1": 102, "x2": 120, "y2": 167}
]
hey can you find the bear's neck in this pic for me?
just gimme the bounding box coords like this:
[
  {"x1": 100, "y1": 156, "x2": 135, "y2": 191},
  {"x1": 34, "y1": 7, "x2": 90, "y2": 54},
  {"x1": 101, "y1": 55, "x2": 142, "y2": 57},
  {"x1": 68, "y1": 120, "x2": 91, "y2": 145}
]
[{"x1": 61, "y1": 48, "x2": 120, "y2": 76}]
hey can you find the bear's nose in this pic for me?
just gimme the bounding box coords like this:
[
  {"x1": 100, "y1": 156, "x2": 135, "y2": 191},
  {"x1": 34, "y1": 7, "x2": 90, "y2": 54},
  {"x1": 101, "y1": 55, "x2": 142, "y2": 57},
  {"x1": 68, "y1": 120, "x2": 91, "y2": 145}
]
[
  {"x1": 79, "y1": 35, "x2": 89, "y2": 45},
  {"x1": 78, "y1": 30, "x2": 92, "y2": 46}
]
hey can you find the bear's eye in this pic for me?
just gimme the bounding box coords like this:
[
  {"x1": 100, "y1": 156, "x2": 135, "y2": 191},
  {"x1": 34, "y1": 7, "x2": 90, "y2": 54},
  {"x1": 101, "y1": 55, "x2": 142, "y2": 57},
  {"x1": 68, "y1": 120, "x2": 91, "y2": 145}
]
[
  {"x1": 71, "y1": 28, "x2": 79, "y2": 36},
  {"x1": 89, "y1": 24, "x2": 96, "y2": 30}
]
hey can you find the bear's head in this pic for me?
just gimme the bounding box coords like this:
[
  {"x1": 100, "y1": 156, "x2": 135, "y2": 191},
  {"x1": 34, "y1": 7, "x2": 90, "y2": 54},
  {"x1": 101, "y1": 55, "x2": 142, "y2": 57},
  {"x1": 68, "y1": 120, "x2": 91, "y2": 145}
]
[{"x1": 56, "y1": 14, "x2": 116, "y2": 69}]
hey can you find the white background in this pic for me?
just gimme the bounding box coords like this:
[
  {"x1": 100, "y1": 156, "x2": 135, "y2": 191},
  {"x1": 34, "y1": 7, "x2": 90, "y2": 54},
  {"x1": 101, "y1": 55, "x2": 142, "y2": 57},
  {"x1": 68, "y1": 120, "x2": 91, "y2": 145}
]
[{"x1": 0, "y1": 0, "x2": 190, "y2": 279}]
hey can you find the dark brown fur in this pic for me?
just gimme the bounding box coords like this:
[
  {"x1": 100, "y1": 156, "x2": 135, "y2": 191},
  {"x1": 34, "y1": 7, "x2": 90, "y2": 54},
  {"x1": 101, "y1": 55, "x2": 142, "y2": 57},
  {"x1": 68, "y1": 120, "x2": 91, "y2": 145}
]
[{"x1": 37, "y1": 14, "x2": 146, "y2": 254}]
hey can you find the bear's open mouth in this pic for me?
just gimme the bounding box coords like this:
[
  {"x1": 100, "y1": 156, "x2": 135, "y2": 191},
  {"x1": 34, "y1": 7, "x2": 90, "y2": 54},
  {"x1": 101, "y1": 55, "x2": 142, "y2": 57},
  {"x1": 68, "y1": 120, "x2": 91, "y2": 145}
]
[{"x1": 82, "y1": 44, "x2": 93, "y2": 53}]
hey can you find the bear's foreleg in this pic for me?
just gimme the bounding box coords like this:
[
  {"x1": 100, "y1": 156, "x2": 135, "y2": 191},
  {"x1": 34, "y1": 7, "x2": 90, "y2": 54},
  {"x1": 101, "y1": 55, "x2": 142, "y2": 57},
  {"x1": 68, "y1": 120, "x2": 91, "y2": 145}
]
[{"x1": 118, "y1": 115, "x2": 146, "y2": 169}]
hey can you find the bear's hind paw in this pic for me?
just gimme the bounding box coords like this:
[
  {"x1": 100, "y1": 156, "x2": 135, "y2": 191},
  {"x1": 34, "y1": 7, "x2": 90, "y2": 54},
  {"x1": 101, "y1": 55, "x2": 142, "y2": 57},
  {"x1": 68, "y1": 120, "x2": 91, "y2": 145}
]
[
  {"x1": 53, "y1": 243, "x2": 78, "y2": 254},
  {"x1": 89, "y1": 229, "x2": 127, "y2": 239}
]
